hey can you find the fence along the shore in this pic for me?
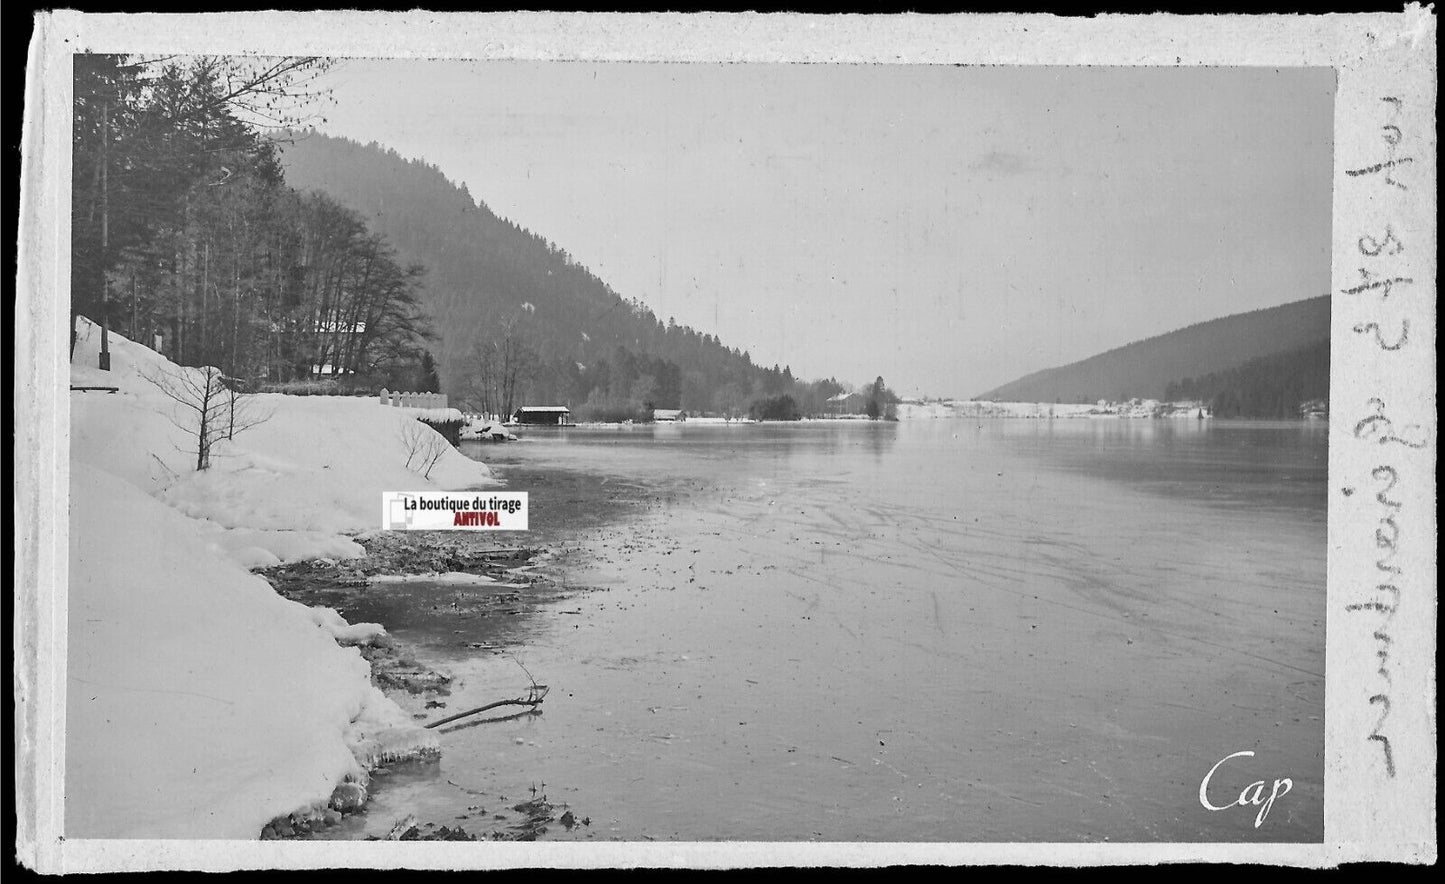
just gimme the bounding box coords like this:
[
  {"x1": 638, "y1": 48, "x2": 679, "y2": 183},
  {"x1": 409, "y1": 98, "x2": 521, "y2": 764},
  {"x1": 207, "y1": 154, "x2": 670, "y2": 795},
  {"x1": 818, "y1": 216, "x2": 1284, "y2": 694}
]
[{"x1": 378, "y1": 389, "x2": 449, "y2": 409}]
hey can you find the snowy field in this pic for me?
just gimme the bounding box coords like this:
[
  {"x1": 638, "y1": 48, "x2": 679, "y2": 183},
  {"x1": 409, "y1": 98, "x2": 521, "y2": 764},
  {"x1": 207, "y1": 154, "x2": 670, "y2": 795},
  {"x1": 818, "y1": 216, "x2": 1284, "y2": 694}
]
[{"x1": 66, "y1": 320, "x2": 496, "y2": 838}]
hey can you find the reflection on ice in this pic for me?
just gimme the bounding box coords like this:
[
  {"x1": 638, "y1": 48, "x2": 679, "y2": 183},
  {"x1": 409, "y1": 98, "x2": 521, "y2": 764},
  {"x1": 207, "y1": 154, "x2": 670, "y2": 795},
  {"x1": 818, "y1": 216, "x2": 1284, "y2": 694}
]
[{"x1": 391, "y1": 419, "x2": 1327, "y2": 842}]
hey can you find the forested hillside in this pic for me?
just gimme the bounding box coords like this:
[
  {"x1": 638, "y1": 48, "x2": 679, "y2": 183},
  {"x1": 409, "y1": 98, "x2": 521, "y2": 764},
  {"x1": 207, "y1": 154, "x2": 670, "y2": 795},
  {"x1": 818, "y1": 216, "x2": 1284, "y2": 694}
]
[
  {"x1": 1165, "y1": 339, "x2": 1329, "y2": 418},
  {"x1": 978, "y1": 296, "x2": 1330, "y2": 404},
  {"x1": 276, "y1": 131, "x2": 838, "y2": 418}
]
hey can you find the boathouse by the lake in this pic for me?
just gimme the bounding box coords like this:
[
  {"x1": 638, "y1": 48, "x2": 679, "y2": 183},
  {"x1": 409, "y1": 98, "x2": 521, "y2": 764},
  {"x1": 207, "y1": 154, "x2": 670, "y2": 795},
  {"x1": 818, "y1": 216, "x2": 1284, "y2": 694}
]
[
  {"x1": 512, "y1": 405, "x2": 572, "y2": 426},
  {"x1": 652, "y1": 409, "x2": 687, "y2": 422}
]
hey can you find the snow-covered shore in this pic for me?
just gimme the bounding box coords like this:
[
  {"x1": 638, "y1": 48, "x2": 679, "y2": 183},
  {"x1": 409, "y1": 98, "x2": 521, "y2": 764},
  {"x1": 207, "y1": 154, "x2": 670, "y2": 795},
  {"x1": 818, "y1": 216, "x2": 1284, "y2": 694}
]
[
  {"x1": 67, "y1": 320, "x2": 496, "y2": 838},
  {"x1": 897, "y1": 399, "x2": 1209, "y2": 420}
]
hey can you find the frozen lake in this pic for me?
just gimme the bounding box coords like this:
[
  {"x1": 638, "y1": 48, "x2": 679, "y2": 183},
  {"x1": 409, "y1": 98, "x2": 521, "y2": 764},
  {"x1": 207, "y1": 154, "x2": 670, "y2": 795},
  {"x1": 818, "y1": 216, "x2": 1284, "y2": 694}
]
[{"x1": 340, "y1": 418, "x2": 1326, "y2": 842}]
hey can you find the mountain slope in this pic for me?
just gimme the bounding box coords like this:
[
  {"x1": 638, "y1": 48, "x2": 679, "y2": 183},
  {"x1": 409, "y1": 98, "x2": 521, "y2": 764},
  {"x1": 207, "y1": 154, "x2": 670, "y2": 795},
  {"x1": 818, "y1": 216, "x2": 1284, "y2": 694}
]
[
  {"x1": 1167, "y1": 338, "x2": 1329, "y2": 418},
  {"x1": 977, "y1": 296, "x2": 1330, "y2": 403},
  {"x1": 275, "y1": 131, "x2": 782, "y2": 409}
]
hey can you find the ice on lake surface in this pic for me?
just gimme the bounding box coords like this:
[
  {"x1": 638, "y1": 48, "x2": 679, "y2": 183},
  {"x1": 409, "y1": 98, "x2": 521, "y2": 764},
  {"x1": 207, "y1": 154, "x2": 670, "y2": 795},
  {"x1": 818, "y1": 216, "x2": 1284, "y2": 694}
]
[{"x1": 343, "y1": 418, "x2": 1326, "y2": 842}]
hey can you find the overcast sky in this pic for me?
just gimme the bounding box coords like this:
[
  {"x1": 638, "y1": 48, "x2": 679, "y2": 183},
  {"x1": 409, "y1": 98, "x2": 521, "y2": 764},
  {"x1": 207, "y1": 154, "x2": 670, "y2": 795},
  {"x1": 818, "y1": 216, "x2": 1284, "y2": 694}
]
[{"x1": 314, "y1": 61, "x2": 1334, "y2": 397}]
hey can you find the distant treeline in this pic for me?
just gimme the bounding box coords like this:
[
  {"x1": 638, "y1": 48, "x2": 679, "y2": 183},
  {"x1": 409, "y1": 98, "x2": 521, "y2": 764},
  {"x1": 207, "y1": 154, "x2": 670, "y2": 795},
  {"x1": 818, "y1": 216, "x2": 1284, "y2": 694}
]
[
  {"x1": 1164, "y1": 339, "x2": 1329, "y2": 418},
  {"x1": 560, "y1": 352, "x2": 861, "y2": 422},
  {"x1": 72, "y1": 56, "x2": 439, "y2": 391}
]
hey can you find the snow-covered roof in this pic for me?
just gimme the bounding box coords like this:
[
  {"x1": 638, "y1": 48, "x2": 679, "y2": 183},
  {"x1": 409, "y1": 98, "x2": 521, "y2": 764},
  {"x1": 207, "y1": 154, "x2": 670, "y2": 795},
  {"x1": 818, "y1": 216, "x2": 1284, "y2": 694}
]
[{"x1": 515, "y1": 405, "x2": 571, "y2": 412}]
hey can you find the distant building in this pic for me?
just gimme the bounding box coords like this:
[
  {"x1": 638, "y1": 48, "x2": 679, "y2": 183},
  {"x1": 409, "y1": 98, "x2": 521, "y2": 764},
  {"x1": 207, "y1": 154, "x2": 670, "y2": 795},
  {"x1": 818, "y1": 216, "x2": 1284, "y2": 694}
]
[
  {"x1": 653, "y1": 409, "x2": 687, "y2": 422},
  {"x1": 512, "y1": 406, "x2": 572, "y2": 426},
  {"x1": 311, "y1": 320, "x2": 366, "y2": 377},
  {"x1": 826, "y1": 392, "x2": 869, "y2": 415}
]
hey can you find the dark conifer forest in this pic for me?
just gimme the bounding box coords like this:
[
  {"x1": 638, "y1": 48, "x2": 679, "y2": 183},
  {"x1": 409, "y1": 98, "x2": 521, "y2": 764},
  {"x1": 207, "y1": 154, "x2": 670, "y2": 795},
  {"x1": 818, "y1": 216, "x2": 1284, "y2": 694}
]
[{"x1": 1164, "y1": 339, "x2": 1330, "y2": 418}]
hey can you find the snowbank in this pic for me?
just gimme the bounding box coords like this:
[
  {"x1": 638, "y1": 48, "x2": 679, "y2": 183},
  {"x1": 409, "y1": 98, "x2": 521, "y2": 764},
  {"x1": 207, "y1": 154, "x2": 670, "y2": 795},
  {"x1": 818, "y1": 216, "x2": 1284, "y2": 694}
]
[
  {"x1": 460, "y1": 419, "x2": 517, "y2": 442},
  {"x1": 66, "y1": 320, "x2": 478, "y2": 838},
  {"x1": 403, "y1": 406, "x2": 465, "y2": 423},
  {"x1": 72, "y1": 318, "x2": 496, "y2": 551},
  {"x1": 67, "y1": 466, "x2": 435, "y2": 838},
  {"x1": 308, "y1": 606, "x2": 389, "y2": 647}
]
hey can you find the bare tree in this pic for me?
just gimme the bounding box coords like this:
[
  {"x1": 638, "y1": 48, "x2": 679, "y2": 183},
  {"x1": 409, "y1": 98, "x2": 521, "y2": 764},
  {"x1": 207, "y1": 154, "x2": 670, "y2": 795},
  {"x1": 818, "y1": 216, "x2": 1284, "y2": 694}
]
[
  {"x1": 145, "y1": 363, "x2": 270, "y2": 470},
  {"x1": 498, "y1": 329, "x2": 539, "y2": 418},
  {"x1": 465, "y1": 338, "x2": 500, "y2": 418},
  {"x1": 400, "y1": 420, "x2": 449, "y2": 480},
  {"x1": 465, "y1": 315, "x2": 539, "y2": 420},
  {"x1": 220, "y1": 376, "x2": 270, "y2": 441}
]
